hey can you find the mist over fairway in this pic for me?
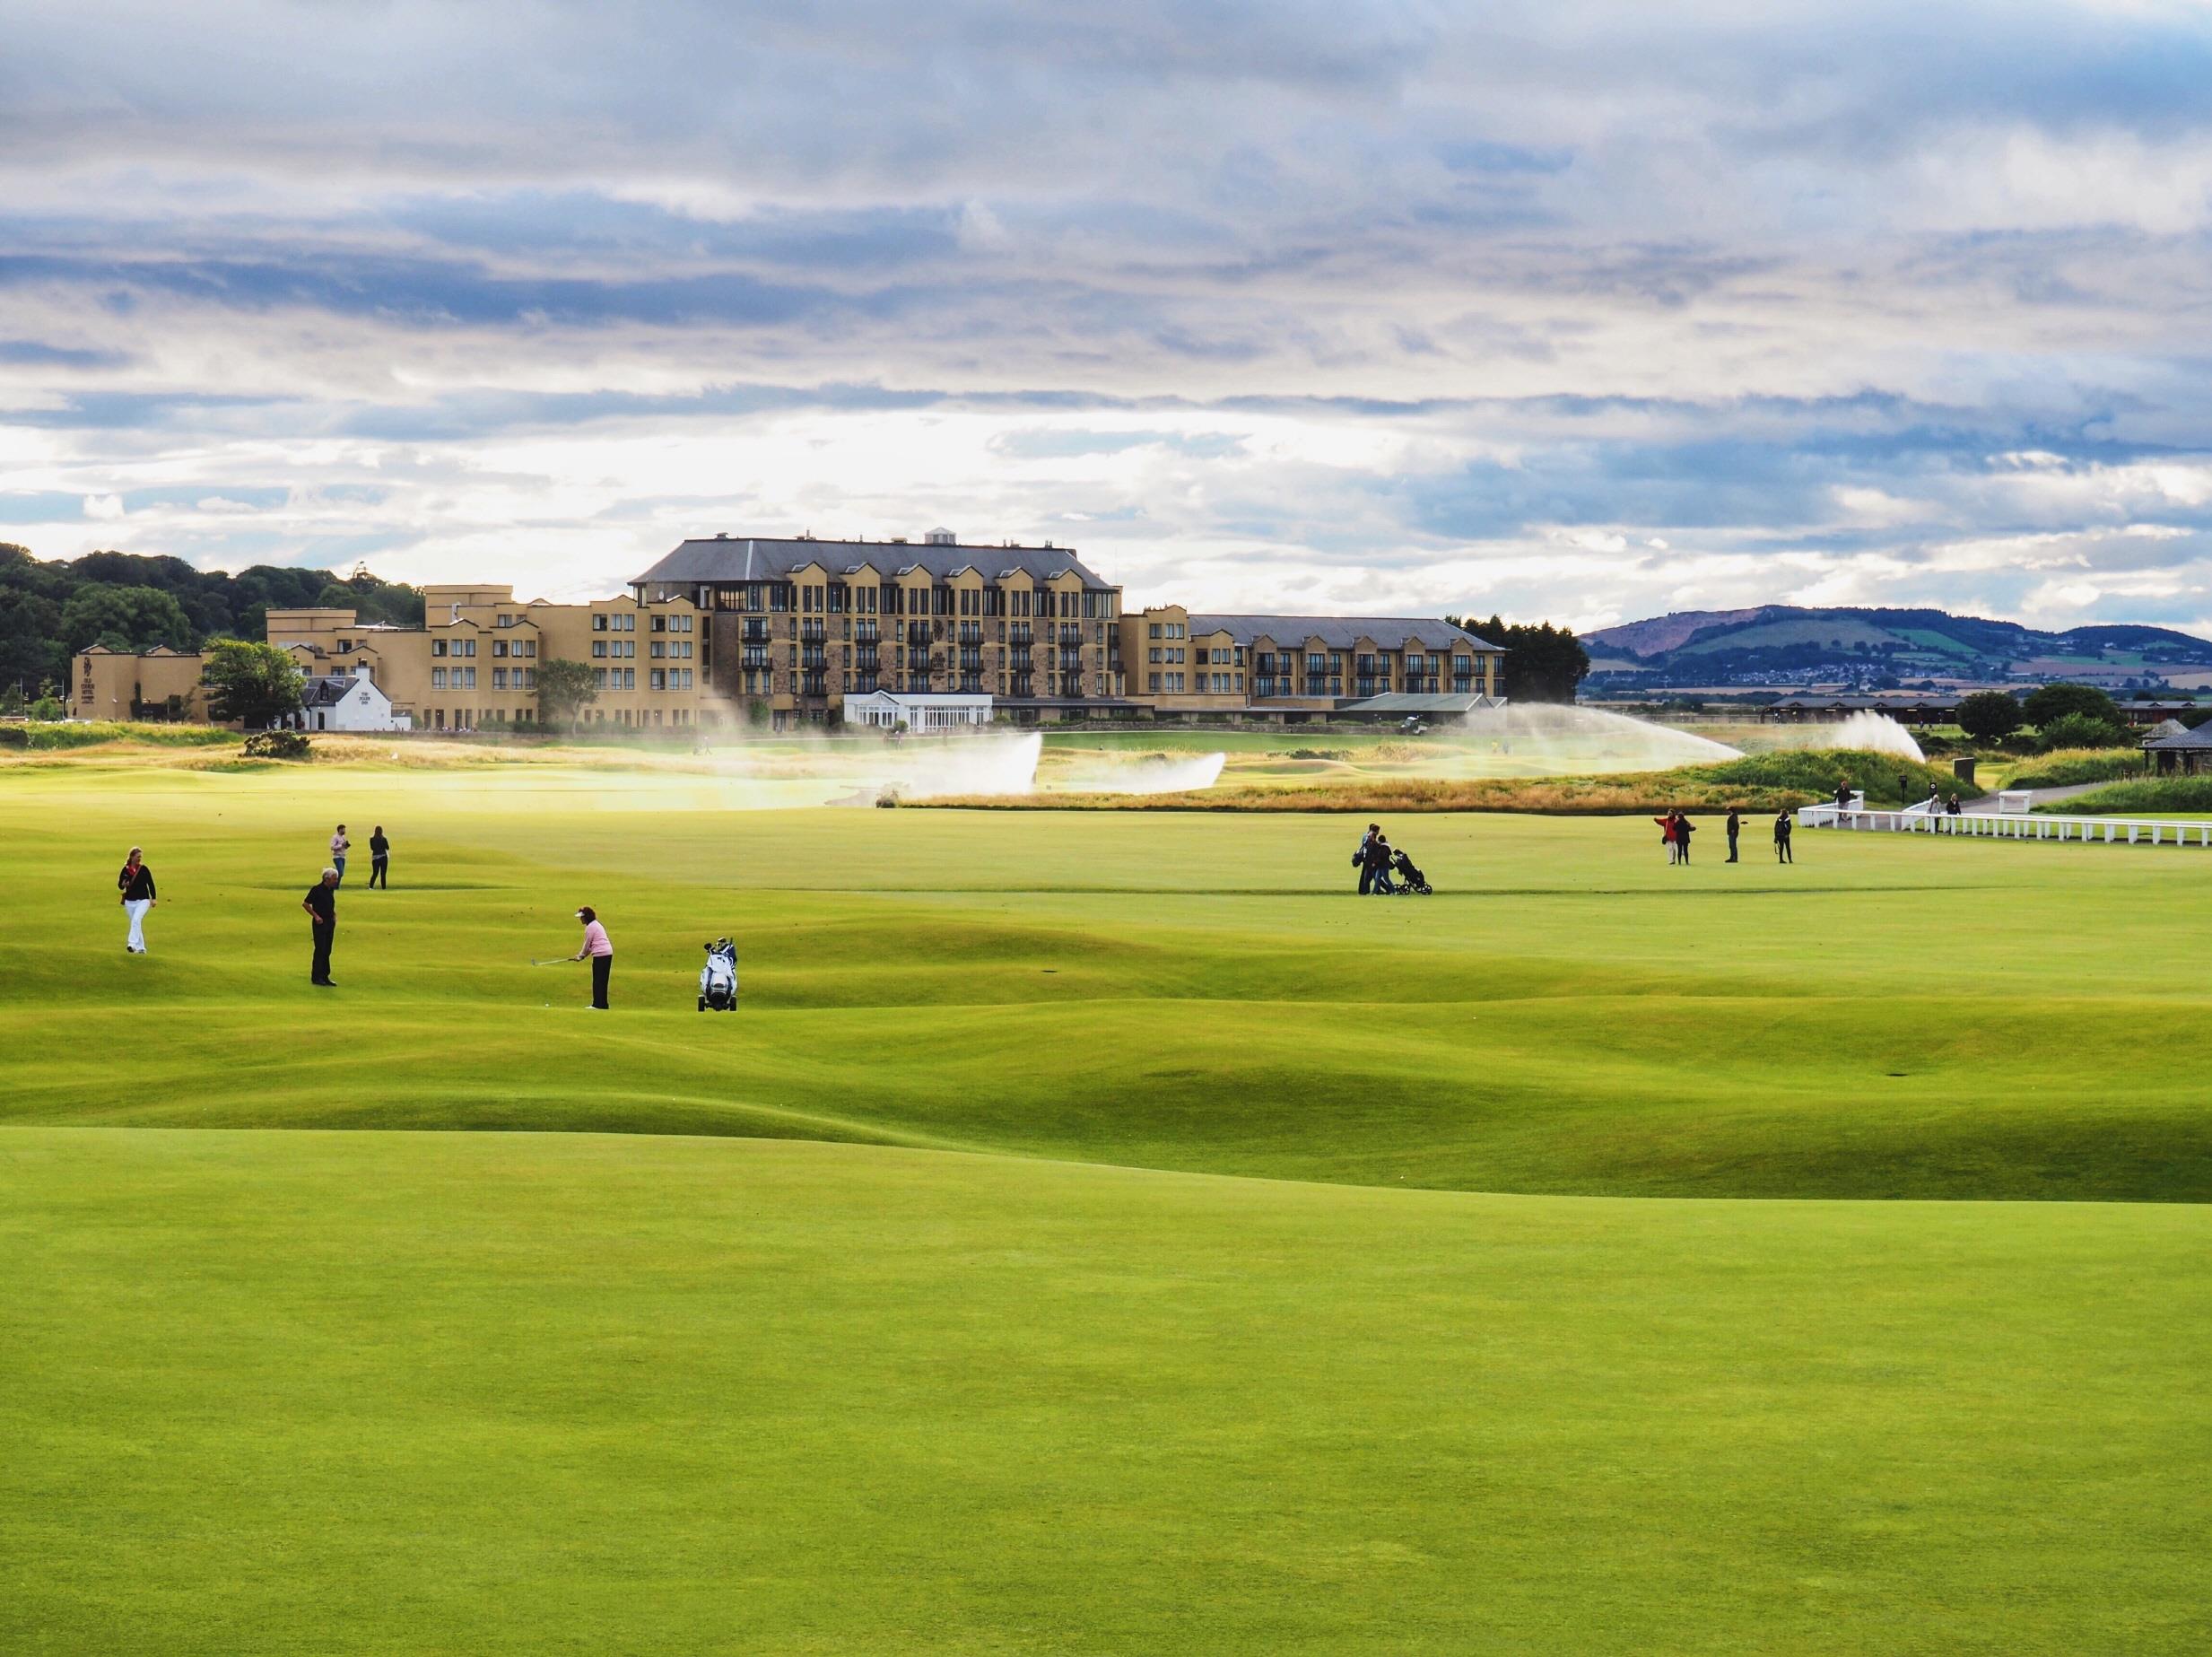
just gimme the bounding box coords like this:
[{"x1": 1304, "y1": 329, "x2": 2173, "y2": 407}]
[{"x1": 4, "y1": 762, "x2": 2209, "y2": 1653}]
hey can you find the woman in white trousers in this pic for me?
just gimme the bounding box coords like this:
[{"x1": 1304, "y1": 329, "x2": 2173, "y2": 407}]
[{"x1": 118, "y1": 846, "x2": 157, "y2": 954}]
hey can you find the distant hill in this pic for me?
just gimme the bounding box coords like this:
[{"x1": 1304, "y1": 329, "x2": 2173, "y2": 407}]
[{"x1": 1582, "y1": 605, "x2": 2212, "y2": 688}]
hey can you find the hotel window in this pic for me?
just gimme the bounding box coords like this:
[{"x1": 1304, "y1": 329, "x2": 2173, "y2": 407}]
[
  {"x1": 522, "y1": 668, "x2": 536, "y2": 689},
  {"x1": 593, "y1": 615, "x2": 608, "y2": 632},
  {"x1": 650, "y1": 641, "x2": 665, "y2": 658},
  {"x1": 593, "y1": 667, "x2": 608, "y2": 689},
  {"x1": 650, "y1": 669, "x2": 666, "y2": 691},
  {"x1": 431, "y1": 667, "x2": 448, "y2": 689},
  {"x1": 652, "y1": 615, "x2": 666, "y2": 632},
  {"x1": 461, "y1": 667, "x2": 476, "y2": 687},
  {"x1": 497, "y1": 613, "x2": 514, "y2": 626},
  {"x1": 459, "y1": 639, "x2": 475, "y2": 658},
  {"x1": 432, "y1": 640, "x2": 448, "y2": 658},
  {"x1": 493, "y1": 667, "x2": 508, "y2": 690},
  {"x1": 592, "y1": 641, "x2": 606, "y2": 658},
  {"x1": 623, "y1": 668, "x2": 636, "y2": 689},
  {"x1": 1148, "y1": 673, "x2": 1161, "y2": 692}
]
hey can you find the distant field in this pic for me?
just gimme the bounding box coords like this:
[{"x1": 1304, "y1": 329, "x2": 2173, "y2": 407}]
[{"x1": 4, "y1": 763, "x2": 2209, "y2": 1653}]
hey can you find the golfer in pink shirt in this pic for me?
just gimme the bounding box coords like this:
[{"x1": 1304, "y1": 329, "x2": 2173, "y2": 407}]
[{"x1": 572, "y1": 906, "x2": 614, "y2": 1009}]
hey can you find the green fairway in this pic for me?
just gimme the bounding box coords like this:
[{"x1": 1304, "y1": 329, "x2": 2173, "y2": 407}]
[
  {"x1": 4, "y1": 765, "x2": 2208, "y2": 1201},
  {"x1": 4, "y1": 762, "x2": 2209, "y2": 1652}
]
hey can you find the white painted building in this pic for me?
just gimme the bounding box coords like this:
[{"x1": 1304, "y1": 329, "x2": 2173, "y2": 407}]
[
  {"x1": 844, "y1": 691, "x2": 995, "y2": 731},
  {"x1": 298, "y1": 665, "x2": 411, "y2": 732}
]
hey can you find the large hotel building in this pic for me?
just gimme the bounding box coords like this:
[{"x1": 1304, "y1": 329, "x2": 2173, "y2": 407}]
[{"x1": 73, "y1": 529, "x2": 1503, "y2": 729}]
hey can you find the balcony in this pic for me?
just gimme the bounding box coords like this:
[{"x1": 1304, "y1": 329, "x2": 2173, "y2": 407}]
[{"x1": 741, "y1": 621, "x2": 771, "y2": 646}]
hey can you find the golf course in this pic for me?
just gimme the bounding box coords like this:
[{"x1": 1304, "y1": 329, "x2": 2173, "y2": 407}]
[{"x1": 4, "y1": 754, "x2": 2208, "y2": 1653}]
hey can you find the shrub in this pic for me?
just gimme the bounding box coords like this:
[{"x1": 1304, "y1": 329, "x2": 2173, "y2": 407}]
[
  {"x1": 2022, "y1": 683, "x2": 2121, "y2": 728},
  {"x1": 242, "y1": 729, "x2": 312, "y2": 761},
  {"x1": 2036, "y1": 713, "x2": 2133, "y2": 753},
  {"x1": 1956, "y1": 690, "x2": 2025, "y2": 744}
]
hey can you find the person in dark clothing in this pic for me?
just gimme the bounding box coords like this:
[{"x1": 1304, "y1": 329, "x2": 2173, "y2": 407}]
[
  {"x1": 303, "y1": 868, "x2": 338, "y2": 986},
  {"x1": 1834, "y1": 781, "x2": 1852, "y2": 819},
  {"x1": 1673, "y1": 813, "x2": 1695, "y2": 866},
  {"x1": 118, "y1": 846, "x2": 157, "y2": 953},
  {"x1": 1363, "y1": 826, "x2": 1394, "y2": 894},
  {"x1": 1369, "y1": 833, "x2": 1397, "y2": 894},
  {"x1": 1774, "y1": 809, "x2": 1794, "y2": 863},
  {"x1": 1725, "y1": 808, "x2": 1741, "y2": 863},
  {"x1": 1355, "y1": 823, "x2": 1380, "y2": 895},
  {"x1": 368, "y1": 825, "x2": 390, "y2": 888}
]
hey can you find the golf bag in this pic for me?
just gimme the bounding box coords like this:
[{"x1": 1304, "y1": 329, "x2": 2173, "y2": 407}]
[
  {"x1": 1389, "y1": 847, "x2": 1433, "y2": 895},
  {"x1": 698, "y1": 938, "x2": 738, "y2": 1011}
]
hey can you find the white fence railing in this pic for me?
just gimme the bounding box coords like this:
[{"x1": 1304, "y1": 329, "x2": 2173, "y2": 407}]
[{"x1": 1798, "y1": 804, "x2": 2212, "y2": 847}]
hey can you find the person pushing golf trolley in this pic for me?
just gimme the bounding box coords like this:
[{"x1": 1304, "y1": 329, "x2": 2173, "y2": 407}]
[{"x1": 531, "y1": 906, "x2": 615, "y2": 1009}]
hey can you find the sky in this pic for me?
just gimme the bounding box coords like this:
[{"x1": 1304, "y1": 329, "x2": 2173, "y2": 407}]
[{"x1": 4, "y1": 1, "x2": 2212, "y2": 632}]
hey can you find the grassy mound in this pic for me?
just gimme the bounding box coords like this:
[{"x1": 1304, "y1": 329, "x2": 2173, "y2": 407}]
[
  {"x1": 2039, "y1": 775, "x2": 2212, "y2": 815},
  {"x1": 2007, "y1": 748, "x2": 2147, "y2": 789},
  {"x1": 940, "y1": 747, "x2": 1979, "y2": 814},
  {"x1": 8, "y1": 1129, "x2": 2206, "y2": 1655}
]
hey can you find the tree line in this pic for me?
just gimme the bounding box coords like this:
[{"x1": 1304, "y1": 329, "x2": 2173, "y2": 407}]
[
  {"x1": 1450, "y1": 615, "x2": 1592, "y2": 702},
  {"x1": 0, "y1": 543, "x2": 424, "y2": 698}
]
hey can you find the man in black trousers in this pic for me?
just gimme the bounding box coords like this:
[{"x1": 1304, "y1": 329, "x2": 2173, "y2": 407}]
[
  {"x1": 302, "y1": 867, "x2": 338, "y2": 986},
  {"x1": 1725, "y1": 807, "x2": 1741, "y2": 862}
]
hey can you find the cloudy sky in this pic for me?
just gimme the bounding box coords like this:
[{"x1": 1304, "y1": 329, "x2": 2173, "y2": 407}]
[{"x1": 4, "y1": 0, "x2": 2212, "y2": 631}]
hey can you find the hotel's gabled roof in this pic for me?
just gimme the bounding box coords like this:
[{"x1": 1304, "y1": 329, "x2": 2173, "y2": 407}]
[
  {"x1": 1185, "y1": 615, "x2": 1501, "y2": 653},
  {"x1": 634, "y1": 536, "x2": 1111, "y2": 589}
]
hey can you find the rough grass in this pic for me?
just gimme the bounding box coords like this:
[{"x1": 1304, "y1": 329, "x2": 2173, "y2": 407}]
[
  {"x1": 938, "y1": 747, "x2": 1979, "y2": 814},
  {"x1": 2007, "y1": 749, "x2": 2149, "y2": 789},
  {"x1": 0, "y1": 719, "x2": 237, "y2": 751},
  {"x1": 2042, "y1": 775, "x2": 2212, "y2": 815}
]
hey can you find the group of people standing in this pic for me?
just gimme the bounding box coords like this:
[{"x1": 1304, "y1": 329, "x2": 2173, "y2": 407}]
[
  {"x1": 1354, "y1": 823, "x2": 1398, "y2": 894},
  {"x1": 1654, "y1": 807, "x2": 1793, "y2": 866},
  {"x1": 117, "y1": 825, "x2": 613, "y2": 1007}
]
